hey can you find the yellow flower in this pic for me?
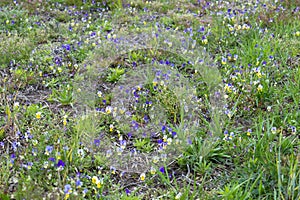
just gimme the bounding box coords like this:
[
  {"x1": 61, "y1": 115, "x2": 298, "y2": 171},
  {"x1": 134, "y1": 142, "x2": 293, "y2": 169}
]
[
  {"x1": 109, "y1": 124, "x2": 114, "y2": 132},
  {"x1": 246, "y1": 129, "x2": 252, "y2": 136},
  {"x1": 105, "y1": 106, "x2": 112, "y2": 114},
  {"x1": 64, "y1": 194, "x2": 70, "y2": 200},
  {"x1": 140, "y1": 173, "x2": 146, "y2": 181},
  {"x1": 175, "y1": 192, "x2": 182, "y2": 199},
  {"x1": 63, "y1": 115, "x2": 68, "y2": 126},
  {"x1": 92, "y1": 176, "x2": 98, "y2": 184},
  {"x1": 256, "y1": 71, "x2": 262, "y2": 78},
  {"x1": 150, "y1": 166, "x2": 156, "y2": 175},
  {"x1": 57, "y1": 67, "x2": 62, "y2": 73},
  {"x1": 152, "y1": 80, "x2": 158, "y2": 87},
  {"x1": 96, "y1": 179, "x2": 102, "y2": 188},
  {"x1": 153, "y1": 156, "x2": 159, "y2": 164},
  {"x1": 36, "y1": 112, "x2": 42, "y2": 119},
  {"x1": 295, "y1": 31, "x2": 300, "y2": 37},
  {"x1": 257, "y1": 84, "x2": 263, "y2": 92}
]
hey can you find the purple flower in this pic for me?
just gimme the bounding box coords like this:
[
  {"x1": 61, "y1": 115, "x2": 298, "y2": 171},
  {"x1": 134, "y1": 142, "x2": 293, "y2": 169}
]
[
  {"x1": 64, "y1": 184, "x2": 72, "y2": 194},
  {"x1": 76, "y1": 179, "x2": 82, "y2": 188},
  {"x1": 161, "y1": 125, "x2": 166, "y2": 132},
  {"x1": 45, "y1": 145, "x2": 53, "y2": 155},
  {"x1": 127, "y1": 132, "x2": 132, "y2": 138},
  {"x1": 49, "y1": 157, "x2": 55, "y2": 162},
  {"x1": 172, "y1": 131, "x2": 177, "y2": 137},
  {"x1": 56, "y1": 160, "x2": 65, "y2": 168},
  {"x1": 94, "y1": 139, "x2": 100, "y2": 146},
  {"x1": 11, "y1": 153, "x2": 16, "y2": 159},
  {"x1": 125, "y1": 188, "x2": 131, "y2": 195},
  {"x1": 159, "y1": 166, "x2": 165, "y2": 173}
]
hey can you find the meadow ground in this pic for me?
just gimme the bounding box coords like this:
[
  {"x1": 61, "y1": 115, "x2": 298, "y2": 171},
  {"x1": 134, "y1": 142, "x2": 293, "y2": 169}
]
[{"x1": 0, "y1": 0, "x2": 299, "y2": 199}]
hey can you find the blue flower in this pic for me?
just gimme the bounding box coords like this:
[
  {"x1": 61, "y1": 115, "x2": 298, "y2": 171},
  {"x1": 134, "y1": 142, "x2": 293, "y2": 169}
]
[
  {"x1": 171, "y1": 131, "x2": 177, "y2": 137},
  {"x1": 76, "y1": 179, "x2": 83, "y2": 188},
  {"x1": 125, "y1": 188, "x2": 131, "y2": 195},
  {"x1": 64, "y1": 184, "x2": 72, "y2": 194},
  {"x1": 56, "y1": 160, "x2": 65, "y2": 170},
  {"x1": 45, "y1": 145, "x2": 53, "y2": 155},
  {"x1": 94, "y1": 139, "x2": 100, "y2": 146}
]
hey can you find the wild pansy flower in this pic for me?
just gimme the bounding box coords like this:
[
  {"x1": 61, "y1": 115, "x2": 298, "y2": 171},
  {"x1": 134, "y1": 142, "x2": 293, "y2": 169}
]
[
  {"x1": 105, "y1": 106, "x2": 112, "y2": 114},
  {"x1": 36, "y1": 112, "x2": 42, "y2": 119},
  {"x1": 242, "y1": 24, "x2": 249, "y2": 30},
  {"x1": 161, "y1": 154, "x2": 167, "y2": 162},
  {"x1": 120, "y1": 140, "x2": 126, "y2": 149},
  {"x1": 163, "y1": 135, "x2": 168, "y2": 142},
  {"x1": 150, "y1": 166, "x2": 156, "y2": 175},
  {"x1": 247, "y1": 129, "x2": 252, "y2": 136},
  {"x1": 229, "y1": 132, "x2": 234, "y2": 140},
  {"x1": 56, "y1": 152, "x2": 61, "y2": 160},
  {"x1": 159, "y1": 166, "x2": 165, "y2": 173},
  {"x1": 77, "y1": 149, "x2": 85, "y2": 157},
  {"x1": 82, "y1": 188, "x2": 88, "y2": 197},
  {"x1": 257, "y1": 84, "x2": 263, "y2": 92},
  {"x1": 227, "y1": 53, "x2": 232, "y2": 61},
  {"x1": 63, "y1": 115, "x2": 68, "y2": 126},
  {"x1": 92, "y1": 176, "x2": 98, "y2": 184},
  {"x1": 291, "y1": 126, "x2": 296, "y2": 134},
  {"x1": 92, "y1": 176, "x2": 102, "y2": 188},
  {"x1": 271, "y1": 127, "x2": 277, "y2": 134},
  {"x1": 56, "y1": 159, "x2": 65, "y2": 171},
  {"x1": 64, "y1": 184, "x2": 72, "y2": 199},
  {"x1": 140, "y1": 172, "x2": 146, "y2": 181},
  {"x1": 224, "y1": 83, "x2": 233, "y2": 93},
  {"x1": 125, "y1": 188, "x2": 131, "y2": 195},
  {"x1": 110, "y1": 166, "x2": 116, "y2": 174},
  {"x1": 117, "y1": 147, "x2": 123, "y2": 155},
  {"x1": 295, "y1": 31, "x2": 300, "y2": 37},
  {"x1": 175, "y1": 192, "x2": 182, "y2": 199},
  {"x1": 45, "y1": 145, "x2": 53, "y2": 155},
  {"x1": 153, "y1": 156, "x2": 159, "y2": 164},
  {"x1": 167, "y1": 137, "x2": 172, "y2": 145},
  {"x1": 94, "y1": 139, "x2": 100, "y2": 146},
  {"x1": 10, "y1": 153, "x2": 16, "y2": 167},
  {"x1": 13, "y1": 102, "x2": 19, "y2": 109},
  {"x1": 23, "y1": 162, "x2": 33, "y2": 170},
  {"x1": 75, "y1": 179, "x2": 83, "y2": 188},
  {"x1": 106, "y1": 149, "x2": 112, "y2": 158},
  {"x1": 223, "y1": 130, "x2": 234, "y2": 141},
  {"x1": 201, "y1": 36, "x2": 208, "y2": 44},
  {"x1": 221, "y1": 57, "x2": 227, "y2": 65},
  {"x1": 109, "y1": 124, "x2": 114, "y2": 132},
  {"x1": 0, "y1": 142, "x2": 4, "y2": 149},
  {"x1": 43, "y1": 161, "x2": 49, "y2": 169}
]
